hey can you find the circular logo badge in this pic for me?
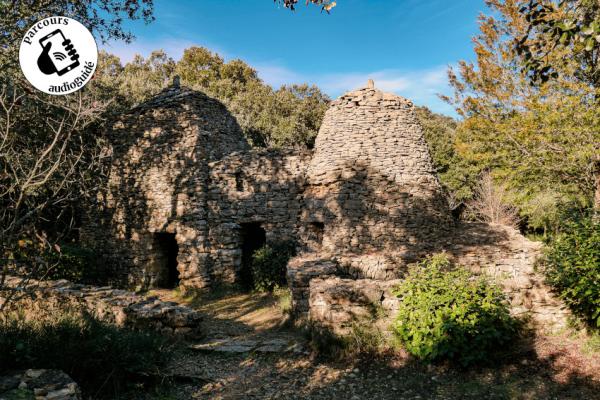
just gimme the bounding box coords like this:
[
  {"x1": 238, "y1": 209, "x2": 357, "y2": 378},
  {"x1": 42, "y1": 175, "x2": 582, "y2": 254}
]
[{"x1": 19, "y1": 16, "x2": 98, "y2": 95}]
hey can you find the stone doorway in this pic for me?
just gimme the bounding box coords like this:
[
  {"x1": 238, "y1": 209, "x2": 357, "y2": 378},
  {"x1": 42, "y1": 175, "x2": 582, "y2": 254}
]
[
  {"x1": 155, "y1": 232, "x2": 180, "y2": 288},
  {"x1": 308, "y1": 222, "x2": 324, "y2": 247},
  {"x1": 239, "y1": 222, "x2": 266, "y2": 289}
]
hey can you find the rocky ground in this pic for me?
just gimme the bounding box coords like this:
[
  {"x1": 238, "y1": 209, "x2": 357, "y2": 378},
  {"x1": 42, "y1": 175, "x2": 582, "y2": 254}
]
[{"x1": 130, "y1": 289, "x2": 600, "y2": 400}]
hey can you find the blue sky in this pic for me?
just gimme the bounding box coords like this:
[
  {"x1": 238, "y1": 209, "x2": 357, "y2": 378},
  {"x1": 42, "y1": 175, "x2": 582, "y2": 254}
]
[{"x1": 104, "y1": 0, "x2": 488, "y2": 116}]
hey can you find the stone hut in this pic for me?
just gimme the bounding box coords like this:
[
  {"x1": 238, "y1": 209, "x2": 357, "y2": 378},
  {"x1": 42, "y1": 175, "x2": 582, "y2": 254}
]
[
  {"x1": 82, "y1": 83, "x2": 311, "y2": 289},
  {"x1": 302, "y1": 85, "x2": 451, "y2": 264},
  {"x1": 83, "y1": 79, "x2": 569, "y2": 331}
]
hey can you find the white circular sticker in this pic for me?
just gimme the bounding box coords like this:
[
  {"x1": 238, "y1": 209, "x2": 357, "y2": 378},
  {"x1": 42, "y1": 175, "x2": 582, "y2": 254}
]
[{"x1": 19, "y1": 16, "x2": 98, "y2": 95}]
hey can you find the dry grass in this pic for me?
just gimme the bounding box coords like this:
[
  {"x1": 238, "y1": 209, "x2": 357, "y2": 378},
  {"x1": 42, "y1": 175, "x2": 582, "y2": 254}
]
[
  {"x1": 140, "y1": 288, "x2": 600, "y2": 400},
  {"x1": 468, "y1": 172, "x2": 520, "y2": 228}
]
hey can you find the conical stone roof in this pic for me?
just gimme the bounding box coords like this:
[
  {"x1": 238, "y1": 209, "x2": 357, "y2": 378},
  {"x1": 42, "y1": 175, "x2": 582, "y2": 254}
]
[
  {"x1": 303, "y1": 82, "x2": 451, "y2": 259},
  {"x1": 308, "y1": 84, "x2": 439, "y2": 187}
]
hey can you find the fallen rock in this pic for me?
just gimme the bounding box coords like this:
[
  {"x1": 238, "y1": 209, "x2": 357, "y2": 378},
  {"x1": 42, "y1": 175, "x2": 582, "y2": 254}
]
[
  {"x1": 0, "y1": 370, "x2": 80, "y2": 400},
  {"x1": 190, "y1": 337, "x2": 306, "y2": 354}
]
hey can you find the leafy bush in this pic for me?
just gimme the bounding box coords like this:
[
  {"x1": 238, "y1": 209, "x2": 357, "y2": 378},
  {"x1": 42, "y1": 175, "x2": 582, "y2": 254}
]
[
  {"x1": 10, "y1": 242, "x2": 97, "y2": 283},
  {"x1": 0, "y1": 310, "x2": 171, "y2": 398},
  {"x1": 392, "y1": 254, "x2": 517, "y2": 366},
  {"x1": 44, "y1": 244, "x2": 97, "y2": 282},
  {"x1": 251, "y1": 241, "x2": 296, "y2": 292},
  {"x1": 542, "y1": 216, "x2": 600, "y2": 327}
]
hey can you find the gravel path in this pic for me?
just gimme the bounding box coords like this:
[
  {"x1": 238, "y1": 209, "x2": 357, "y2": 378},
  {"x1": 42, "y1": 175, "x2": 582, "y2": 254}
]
[{"x1": 137, "y1": 290, "x2": 600, "y2": 400}]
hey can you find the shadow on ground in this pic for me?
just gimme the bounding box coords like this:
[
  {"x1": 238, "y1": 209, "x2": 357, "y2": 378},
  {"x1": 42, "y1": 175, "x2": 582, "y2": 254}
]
[{"x1": 142, "y1": 287, "x2": 600, "y2": 400}]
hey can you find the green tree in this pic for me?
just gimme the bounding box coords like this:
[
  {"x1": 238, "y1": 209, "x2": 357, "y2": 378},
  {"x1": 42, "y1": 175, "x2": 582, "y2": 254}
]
[
  {"x1": 0, "y1": 0, "x2": 154, "y2": 305},
  {"x1": 109, "y1": 45, "x2": 330, "y2": 148},
  {"x1": 445, "y1": 0, "x2": 599, "y2": 231},
  {"x1": 516, "y1": 0, "x2": 600, "y2": 86},
  {"x1": 415, "y1": 106, "x2": 476, "y2": 205}
]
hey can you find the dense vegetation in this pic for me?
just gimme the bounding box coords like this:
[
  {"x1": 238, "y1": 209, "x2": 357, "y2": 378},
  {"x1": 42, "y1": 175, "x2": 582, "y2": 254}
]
[
  {"x1": 442, "y1": 1, "x2": 599, "y2": 235},
  {"x1": 0, "y1": 310, "x2": 170, "y2": 397},
  {"x1": 392, "y1": 254, "x2": 518, "y2": 366},
  {"x1": 542, "y1": 214, "x2": 600, "y2": 328},
  {"x1": 251, "y1": 241, "x2": 296, "y2": 292},
  {"x1": 0, "y1": 0, "x2": 598, "y2": 378},
  {"x1": 438, "y1": 1, "x2": 599, "y2": 327},
  {"x1": 96, "y1": 47, "x2": 330, "y2": 148}
]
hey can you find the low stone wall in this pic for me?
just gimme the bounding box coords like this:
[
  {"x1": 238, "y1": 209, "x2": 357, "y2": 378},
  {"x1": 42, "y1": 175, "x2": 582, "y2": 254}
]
[
  {"x1": 287, "y1": 254, "x2": 339, "y2": 315},
  {"x1": 1, "y1": 276, "x2": 203, "y2": 338},
  {"x1": 309, "y1": 277, "x2": 400, "y2": 335},
  {"x1": 298, "y1": 222, "x2": 570, "y2": 336},
  {"x1": 445, "y1": 223, "x2": 570, "y2": 328}
]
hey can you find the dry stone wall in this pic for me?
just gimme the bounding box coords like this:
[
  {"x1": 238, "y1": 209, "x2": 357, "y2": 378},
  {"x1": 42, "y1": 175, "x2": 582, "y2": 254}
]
[
  {"x1": 300, "y1": 86, "x2": 452, "y2": 282},
  {"x1": 445, "y1": 223, "x2": 570, "y2": 328},
  {"x1": 306, "y1": 223, "x2": 570, "y2": 336},
  {"x1": 206, "y1": 149, "x2": 311, "y2": 283},
  {"x1": 1, "y1": 276, "x2": 203, "y2": 338},
  {"x1": 81, "y1": 81, "x2": 569, "y2": 334},
  {"x1": 81, "y1": 85, "x2": 249, "y2": 289}
]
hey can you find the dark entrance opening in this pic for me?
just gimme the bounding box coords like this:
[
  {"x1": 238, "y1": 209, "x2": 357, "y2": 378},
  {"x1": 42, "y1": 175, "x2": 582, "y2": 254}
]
[
  {"x1": 155, "y1": 232, "x2": 179, "y2": 288},
  {"x1": 308, "y1": 222, "x2": 325, "y2": 246},
  {"x1": 239, "y1": 222, "x2": 266, "y2": 289}
]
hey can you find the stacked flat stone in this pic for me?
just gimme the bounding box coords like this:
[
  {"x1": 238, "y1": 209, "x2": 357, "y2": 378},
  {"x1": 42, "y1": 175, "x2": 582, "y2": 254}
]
[
  {"x1": 306, "y1": 223, "x2": 570, "y2": 335},
  {"x1": 80, "y1": 80, "x2": 569, "y2": 333},
  {"x1": 206, "y1": 148, "x2": 311, "y2": 283},
  {"x1": 289, "y1": 83, "x2": 452, "y2": 316},
  {"x1": 1, "y1": 276, "x2": 203, "y2": 338},
  {"x1": 303, "y1": 85, "x2": 451, "y2": 258},
  {"x1": 290, "y1": 83, "x2": 568, "y2": 333},
  {"x1": 81, "y1": 82, "x2": 249, "y2": 289},
  {"x1": 0, "y1": 370, "x2": 80, "y2": 400}
]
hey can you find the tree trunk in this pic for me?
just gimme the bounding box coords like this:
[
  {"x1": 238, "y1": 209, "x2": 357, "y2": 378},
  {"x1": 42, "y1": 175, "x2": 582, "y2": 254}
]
[{"x1": 594, "y1": 154, "x2": 600, "y2": 221}]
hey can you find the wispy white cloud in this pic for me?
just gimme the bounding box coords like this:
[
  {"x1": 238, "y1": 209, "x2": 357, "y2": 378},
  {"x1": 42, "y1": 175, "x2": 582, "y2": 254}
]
[
  {"x1": 100, "y1": 41, "x2": 457, "y2": 117},
  {"x1": 256, "y1": 63, "x2": 457, "y2": 117}
]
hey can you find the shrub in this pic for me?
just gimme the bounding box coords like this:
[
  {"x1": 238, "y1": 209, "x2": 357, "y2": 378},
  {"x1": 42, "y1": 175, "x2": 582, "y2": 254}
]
[
  {"x1": 251, "y1": 241, "x2": 295, "y2": 292},
  {"x1": 44, "y1": 244, "x2": 97, "y2": 282},
  {"x1": 11, "y1": 242, "x2": 97, "y2": 283},
  {"x1": 274, "y1": 286, "x2": 292, "y2": 315},
  {"x1": 0, "y1": 309, "x2": 171, "y2": 398},
  {"x1": 309, "y1": 319, "x2": 386, "y2": 359},
  {"x1": 542, "y1": 215, "x2": 600, "y2": 327},
  {"x1": 392, "y1": 254, "x2": 517, "y2": 366},
  {"x1": 468, "y1": 172, "x2": 520, "y2": 228}
]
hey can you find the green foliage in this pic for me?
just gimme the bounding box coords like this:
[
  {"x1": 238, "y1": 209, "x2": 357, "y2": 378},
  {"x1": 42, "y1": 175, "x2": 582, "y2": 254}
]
[
  {"x1": 250, "y1": 241, "x2": 296, "y2": 292},
  {"x1": 392, "y1": 254, "x2": 517, "y2": 366},
  {"x1": 9, "y1": 242, "x2": 97, "y2": 283},
  {"x1": 0, "y1": 310, "x2": 170, "y2": 398},
  {"x1": 584, "y1": 331, "x2": 600, "y2": 354},
  {"x1": 446, "y1": 1, "x2": 600, "y2": 232},
  {"x1": 44, "y1": 244, "x2": 98, "y2": 282},
  {"x1": 415, "y1": 106, "x2": 477, "y2": 204},
  {"x1": 542, "y1": 215, "x2": 600, "y2": 327},
  {"x1": 96, "y1": 46, "x2": 330, "y2": 148},
  {"x1": 517, "y1": 1, "x2": 600, "y2": 86},
  {"x1": 309, "y1": 319, "x2": 386, "y2": 360},
  {"x1": 343, "y1": 320, "x2": 386, "y2": 356},
  {"x1": 274, "y1": 286, "x2": 293, "y2": 315}
]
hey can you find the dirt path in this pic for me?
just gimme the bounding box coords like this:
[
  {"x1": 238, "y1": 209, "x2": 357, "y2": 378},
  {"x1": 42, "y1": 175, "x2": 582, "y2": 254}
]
[{"x1": 141, "y1": 289, "x2": 600, "y2": 400}]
